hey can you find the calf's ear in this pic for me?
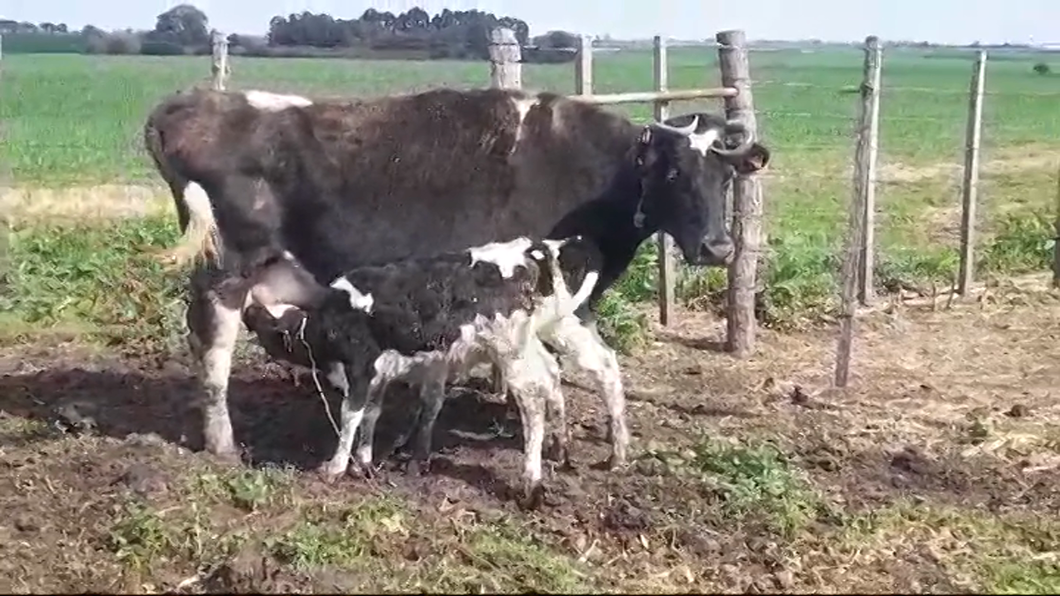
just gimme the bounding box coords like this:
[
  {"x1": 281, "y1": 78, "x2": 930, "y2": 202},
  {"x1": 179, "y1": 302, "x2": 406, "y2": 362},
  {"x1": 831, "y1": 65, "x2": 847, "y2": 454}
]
[{"x1": 729, "y1": 143, "x2": 770, "y2": 175}]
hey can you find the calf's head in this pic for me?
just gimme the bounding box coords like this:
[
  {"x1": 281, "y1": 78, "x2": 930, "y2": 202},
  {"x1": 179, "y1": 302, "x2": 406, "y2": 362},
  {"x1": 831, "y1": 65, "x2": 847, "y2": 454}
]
[{"x1": 633, "y1": 113, "x2": 770, "y2": 266}]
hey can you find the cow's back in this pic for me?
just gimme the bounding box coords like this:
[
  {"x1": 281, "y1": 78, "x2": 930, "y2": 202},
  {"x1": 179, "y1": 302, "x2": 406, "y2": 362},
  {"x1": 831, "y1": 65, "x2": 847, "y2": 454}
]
[{"x1": 260, "y1": 88, "x2": 637, "y2": 280}]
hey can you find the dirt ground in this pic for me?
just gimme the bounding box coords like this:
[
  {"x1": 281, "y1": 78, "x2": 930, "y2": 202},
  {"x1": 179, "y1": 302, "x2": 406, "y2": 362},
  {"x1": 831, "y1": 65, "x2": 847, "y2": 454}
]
[{"x1": 2, "y1": 279, "x2": 1060, "y2": 593}]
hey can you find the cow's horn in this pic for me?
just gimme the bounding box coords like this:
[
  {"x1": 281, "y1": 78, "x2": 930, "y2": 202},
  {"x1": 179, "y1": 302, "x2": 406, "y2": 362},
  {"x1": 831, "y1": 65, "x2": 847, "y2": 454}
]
[
  {"x1": 709, "y1": 118, "x2": 756, "y2": 156},
  {"x1": 651, "y1": 115, "x2": 699, "y2": 137}
]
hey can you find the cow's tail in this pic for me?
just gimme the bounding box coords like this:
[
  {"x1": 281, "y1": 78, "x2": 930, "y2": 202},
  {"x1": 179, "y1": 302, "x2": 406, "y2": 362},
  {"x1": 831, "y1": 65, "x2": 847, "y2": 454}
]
[{"x1": 143, "y1": 113, "x2": 221, "y2": 270}]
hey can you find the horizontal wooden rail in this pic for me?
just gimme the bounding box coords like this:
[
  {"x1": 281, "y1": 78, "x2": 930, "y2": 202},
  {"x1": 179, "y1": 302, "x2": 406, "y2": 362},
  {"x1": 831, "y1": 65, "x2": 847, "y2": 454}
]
[{"x1": 571, "y1": 87, "x2": 738, "y2": 105}]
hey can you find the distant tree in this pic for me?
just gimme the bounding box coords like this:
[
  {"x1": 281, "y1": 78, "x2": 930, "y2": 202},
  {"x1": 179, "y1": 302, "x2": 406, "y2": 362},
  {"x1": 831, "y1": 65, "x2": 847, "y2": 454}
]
[
  {"x1": 263, "y1": 6, "x2": 529, "y2": 60},
  {"x1": 149, "y1": 4, "x2": 210, "y2": 47},
  {"x1": 534, "y1": 30, "x2": 579, "y2": 49},
  {"x1": 1033, "y1": 62, "x2": 1051, "y2": 75}
]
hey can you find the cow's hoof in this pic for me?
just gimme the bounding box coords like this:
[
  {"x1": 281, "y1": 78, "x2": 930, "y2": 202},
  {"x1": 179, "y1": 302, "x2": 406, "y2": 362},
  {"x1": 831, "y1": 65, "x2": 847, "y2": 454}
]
[
  {"x1": 204, "y1": 438, "x2": 241, "y2": 465},
  {"x1": 518, "y1": 482, "x2": 546, "y2": 511},
  {"x1": 316, "y1": 462, "x2": 347, "y2": 484}
]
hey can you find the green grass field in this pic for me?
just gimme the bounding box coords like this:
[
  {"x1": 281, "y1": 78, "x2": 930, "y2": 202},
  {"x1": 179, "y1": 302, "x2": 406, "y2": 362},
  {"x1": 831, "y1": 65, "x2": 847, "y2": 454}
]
[
  {"x1": 2, "y1": 47, "x2": 1060, "y2": 593},
  {"x1": 2, "y1": 47, "x2": 1058, "y2": 344}
]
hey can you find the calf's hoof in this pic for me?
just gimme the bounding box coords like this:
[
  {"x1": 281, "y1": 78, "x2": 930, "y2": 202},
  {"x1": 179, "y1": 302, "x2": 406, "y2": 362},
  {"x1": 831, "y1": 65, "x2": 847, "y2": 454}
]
[
  {"x1": 544, "y1": 436, "x2": 572, "y2": 470},
  {"x1": 605, "y1": 452, "x2": 627, "y2": 471},
  {"x1": 353, "y1": 460, "x2": 380, "y2": 480}
]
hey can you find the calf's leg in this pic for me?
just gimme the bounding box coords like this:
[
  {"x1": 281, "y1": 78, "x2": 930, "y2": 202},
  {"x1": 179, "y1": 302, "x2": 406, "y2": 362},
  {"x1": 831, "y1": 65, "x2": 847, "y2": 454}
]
[
  {"x1": 319, "y1": 370, "x2": 377, "y2": 481},
  {"x1": 186, "y1": 267, "x2": 245, "y2": 460},
  {"x1": 503, "y1": 339, "x2": 557, "y2": 509},
  {"x1": 534, "y1": 341, "x2": 570, "y2": 468},
  {"x1": 406, "y1": 369, "x2": 448, "y2": 476},
  {"x1": 540, "y1": 316, "x2": 629, "y2": 469}
]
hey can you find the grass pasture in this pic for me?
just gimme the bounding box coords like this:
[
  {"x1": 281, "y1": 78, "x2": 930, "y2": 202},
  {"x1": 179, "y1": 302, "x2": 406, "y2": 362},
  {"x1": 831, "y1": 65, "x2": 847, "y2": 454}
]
[{"x1": 2, "y1": 46, "x2": 1060, "y2": 592}]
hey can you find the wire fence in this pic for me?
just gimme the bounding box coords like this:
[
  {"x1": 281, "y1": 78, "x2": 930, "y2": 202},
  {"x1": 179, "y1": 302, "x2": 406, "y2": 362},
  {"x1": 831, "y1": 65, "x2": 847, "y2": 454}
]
[{"x1": 2, "y1": 32, "x2": 1059, "y2": 379}]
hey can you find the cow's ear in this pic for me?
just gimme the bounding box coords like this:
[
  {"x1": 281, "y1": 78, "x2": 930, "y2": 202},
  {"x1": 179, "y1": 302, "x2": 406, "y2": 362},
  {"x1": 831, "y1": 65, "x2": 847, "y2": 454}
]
[{"x1": 730, "y1": 143, "x2": 770, "y2": 174}]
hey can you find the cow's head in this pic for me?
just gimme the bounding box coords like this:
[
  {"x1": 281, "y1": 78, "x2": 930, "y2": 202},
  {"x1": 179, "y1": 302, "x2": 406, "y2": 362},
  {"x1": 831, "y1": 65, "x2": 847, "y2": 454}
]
[{"x1": 632, "y1": 114, "x2": 770, "y2": 266}]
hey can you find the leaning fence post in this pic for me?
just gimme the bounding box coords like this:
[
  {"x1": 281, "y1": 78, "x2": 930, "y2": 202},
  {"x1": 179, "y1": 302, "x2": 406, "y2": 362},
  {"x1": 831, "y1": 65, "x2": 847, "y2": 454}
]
[
  {"x1": 652, "y1": 35, "x2": 677, "y2": 326},
  {"x1": 856, "y1": 36, "x2": 882, "y2": 306},
  {"x1": 211, "y1": 30, "x2": 229, "y2": 91},
  {"x1": 574, "y1": 35, "x2": 593, "y2": 95},
  {"x1": 958, "y1": 50, "x2": 987, "y2": 296},
  {"x1": 488, "y1": 28, "x2": 522, "y2": 89},
  {"x1": 716, "y1": 29, "x2": 762, "y2": 358},
  {"x1": 835, "y1": 35, "x2": 882, "y2": 387}
]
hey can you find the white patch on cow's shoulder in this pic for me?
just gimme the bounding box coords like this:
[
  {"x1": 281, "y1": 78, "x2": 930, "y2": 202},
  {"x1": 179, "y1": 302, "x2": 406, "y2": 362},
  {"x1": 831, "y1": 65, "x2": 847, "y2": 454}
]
[
  {"x1": 469, "y1": 237, "x2": 534, "y2": 278},
  {"x1": 330, "y1": 276, "x2": 375, "y2": 312},
  {"x1": 687, "y1": 128, "x2": 721, "y2": 157},
  {"x1": 511, "y1": 97, "x2": 540, "y2": 148},
  {"x1": 244, "y1": 90, "x2": 313, "y2": 111}
]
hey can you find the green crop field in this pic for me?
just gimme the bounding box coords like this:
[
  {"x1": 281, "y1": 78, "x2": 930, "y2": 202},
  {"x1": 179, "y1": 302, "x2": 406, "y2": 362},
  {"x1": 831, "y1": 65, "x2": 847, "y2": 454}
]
[
  {"x1": 3, "y1": 47, "x2": 1058, "y2": 337},
  {"x1": 2, "y1": 47, "x2": 1060, "y2": 593}
]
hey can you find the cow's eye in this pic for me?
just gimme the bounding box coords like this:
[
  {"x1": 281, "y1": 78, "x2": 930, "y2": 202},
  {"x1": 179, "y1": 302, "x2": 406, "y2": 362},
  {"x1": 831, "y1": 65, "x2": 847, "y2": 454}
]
[{"x1": 666, "y1": 168, "x2": 679, "y2": 181}]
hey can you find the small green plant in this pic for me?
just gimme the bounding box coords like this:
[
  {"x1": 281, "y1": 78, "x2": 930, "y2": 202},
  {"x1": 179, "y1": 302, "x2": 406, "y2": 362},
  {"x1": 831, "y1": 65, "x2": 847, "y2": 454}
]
[
  {"x1": 1033, "y1": 62, "x2": 1051, "y2": 76},
  {"x1": 979, "y1": 211, "x2": 1055, "y2": 275},
  {"x1": 196, "y1": 467, "x2": 291, "y2": 512},
  {"x1": 269, "y1": 498, "x2": 409, "y2": 569},
  {"x1": 593, "y1": 291, "x2": 648, "y2": 354},
  {"x1": 690, "y1": 437, "x2": 822, "y2": 536},
  {"x1": 106, "y1": 502, "x2": 174, "y2": 571}
]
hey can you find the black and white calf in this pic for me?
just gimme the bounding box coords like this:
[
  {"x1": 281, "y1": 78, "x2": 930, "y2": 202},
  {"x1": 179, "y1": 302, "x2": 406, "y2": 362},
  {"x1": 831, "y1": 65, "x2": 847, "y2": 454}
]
[{"x1": 239, "y1": 234, "x2": 629, "y2": 506}]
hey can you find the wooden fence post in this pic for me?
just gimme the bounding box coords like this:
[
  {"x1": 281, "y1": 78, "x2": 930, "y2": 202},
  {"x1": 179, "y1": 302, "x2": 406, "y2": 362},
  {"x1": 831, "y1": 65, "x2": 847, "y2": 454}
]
[
  {"x1": 488, "y1": 28, "x2": 522, "y2": 89},
  {"x1": 211, "y1": 30, "x2": 229, "y2": 91},
  {"x1": 574, "y1": 35, "x2": 593, "y2": 95},
  {"x1": 716, "y1": 29, "x2": 762, "y2": 358},
  {"x1": 835, "y1": 35, "x2": 882, "y2": 387},
  {"x1": 958, "y1": 50, "x2": 987, "y2": 296},
  {"x1": 653, "y1": 35, "x2": 677, "y2": 326},
  {"x1": 857, "y1": 36, "x2": 882, "y2": 306}
]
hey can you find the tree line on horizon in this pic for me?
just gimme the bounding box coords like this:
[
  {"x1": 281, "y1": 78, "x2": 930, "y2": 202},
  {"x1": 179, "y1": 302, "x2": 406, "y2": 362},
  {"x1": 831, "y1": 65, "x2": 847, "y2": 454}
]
[{"x1": 0, "y1": 4, "x2": 584, "y2": 63}]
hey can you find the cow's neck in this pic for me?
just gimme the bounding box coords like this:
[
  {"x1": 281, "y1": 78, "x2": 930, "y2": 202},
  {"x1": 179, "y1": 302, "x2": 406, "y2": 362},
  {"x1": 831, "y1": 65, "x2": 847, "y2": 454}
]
[{"x1": 548, "y1": 168, "x2": 658, "y2": 305}]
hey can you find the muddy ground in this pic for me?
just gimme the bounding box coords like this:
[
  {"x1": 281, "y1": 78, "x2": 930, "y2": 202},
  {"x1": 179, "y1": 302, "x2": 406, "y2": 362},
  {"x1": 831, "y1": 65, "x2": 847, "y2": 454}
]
[{"x1": 2, "y1": 282, "x2": 1060, "y2": 593}]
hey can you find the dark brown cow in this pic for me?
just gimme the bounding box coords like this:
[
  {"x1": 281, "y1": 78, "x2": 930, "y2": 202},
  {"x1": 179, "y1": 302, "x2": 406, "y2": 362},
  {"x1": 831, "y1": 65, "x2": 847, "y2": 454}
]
[{"x1": 143, "y1": 85, "x2": 770, "y2": 464}]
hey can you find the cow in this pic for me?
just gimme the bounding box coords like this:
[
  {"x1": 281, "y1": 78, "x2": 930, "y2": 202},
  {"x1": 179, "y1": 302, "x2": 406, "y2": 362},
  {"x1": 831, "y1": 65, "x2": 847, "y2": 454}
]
[
  {"x1": 143, "y1": 85, "x2": 771, "y2": 463},
  {"x1": 234, "y1": 234, "x2": 618, "y2": 507}
]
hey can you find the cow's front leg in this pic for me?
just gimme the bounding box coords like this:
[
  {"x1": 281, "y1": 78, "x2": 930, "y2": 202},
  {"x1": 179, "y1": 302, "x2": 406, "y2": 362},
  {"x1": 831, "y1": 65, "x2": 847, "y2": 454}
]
[{"x1": 186, "y1": 268, "x2": 245, "y2": 461}]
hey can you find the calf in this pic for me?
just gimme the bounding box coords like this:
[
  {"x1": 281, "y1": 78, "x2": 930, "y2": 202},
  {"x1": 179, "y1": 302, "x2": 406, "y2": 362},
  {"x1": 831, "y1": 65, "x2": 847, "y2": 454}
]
[{"x1": 240, "y1": 235, "x2": 627, "y2": 506}]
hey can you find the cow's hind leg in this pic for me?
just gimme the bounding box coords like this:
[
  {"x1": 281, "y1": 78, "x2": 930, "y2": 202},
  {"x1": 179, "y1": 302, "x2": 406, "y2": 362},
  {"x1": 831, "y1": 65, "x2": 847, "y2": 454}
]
[
  {"x1": 186, "y1": 267, "x2": 245, "y2": 461},
  {"x1": 541, "y1": 316, "x2": 628, "y2": 469}
]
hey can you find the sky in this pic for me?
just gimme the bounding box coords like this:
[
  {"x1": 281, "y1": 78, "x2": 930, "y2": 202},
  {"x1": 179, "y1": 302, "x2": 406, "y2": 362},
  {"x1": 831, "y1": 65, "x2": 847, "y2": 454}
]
[{"x1": 2, "y1": 0, "x2": 1058, "y2": 45}]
